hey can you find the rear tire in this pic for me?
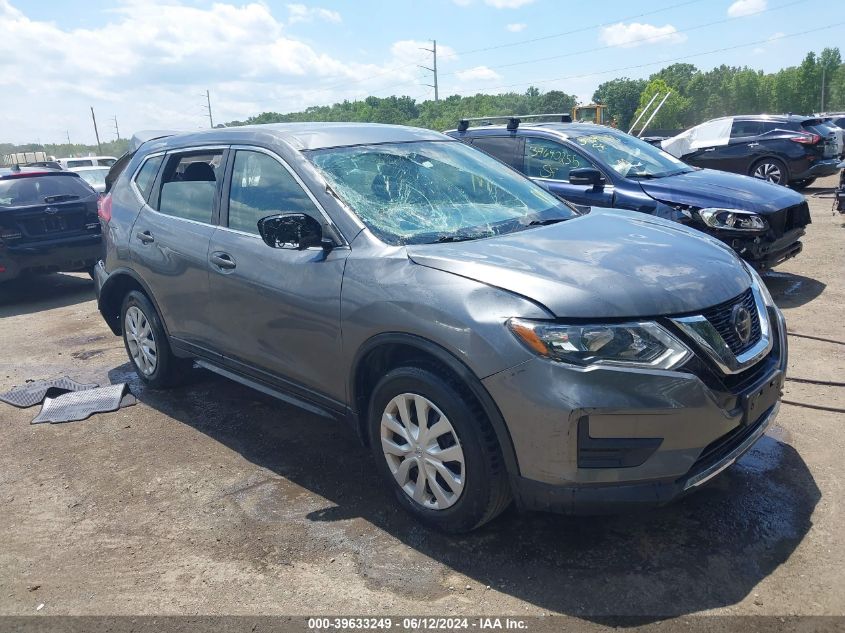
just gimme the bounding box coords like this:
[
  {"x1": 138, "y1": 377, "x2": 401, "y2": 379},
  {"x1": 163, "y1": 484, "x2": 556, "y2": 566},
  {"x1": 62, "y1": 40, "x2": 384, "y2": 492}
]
[
  {"x1": 749, "y1": 157, "x2": 788, "y2": 186},
  {"x1": 368, "y1": 366, "x2": 511, "y2": 533},
  {"x1": 120, "y1": 290, "x2": 189, "y2": 389}
]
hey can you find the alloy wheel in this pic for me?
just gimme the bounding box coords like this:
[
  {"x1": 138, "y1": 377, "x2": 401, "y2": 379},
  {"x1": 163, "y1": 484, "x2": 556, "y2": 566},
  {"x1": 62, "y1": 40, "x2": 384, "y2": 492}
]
[
  {"x1": 379, "y1": 393, "x2": 465, "y2": 510},
  {"x1": 752, "y1": 161, "x2": 784, "y2": 184},
  {"x1": 125, "y1": 305, "x2": 157, "y2": 376}
]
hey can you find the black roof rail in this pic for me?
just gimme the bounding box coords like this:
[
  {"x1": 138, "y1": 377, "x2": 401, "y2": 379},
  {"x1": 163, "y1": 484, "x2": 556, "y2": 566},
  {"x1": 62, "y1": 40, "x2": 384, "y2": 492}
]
[{"x1": 456, "y1": 112, "x2": 573, "y2": 132}]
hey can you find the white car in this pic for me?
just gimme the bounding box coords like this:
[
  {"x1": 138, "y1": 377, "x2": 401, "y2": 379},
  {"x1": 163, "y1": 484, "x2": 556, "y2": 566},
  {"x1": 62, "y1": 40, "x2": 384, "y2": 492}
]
[
  {"x1": 57, "y1": 155, "x2": 117, "y2": 170},
  {"x1": 69, "y1": 165, "x2": 110, "y2": 193}
]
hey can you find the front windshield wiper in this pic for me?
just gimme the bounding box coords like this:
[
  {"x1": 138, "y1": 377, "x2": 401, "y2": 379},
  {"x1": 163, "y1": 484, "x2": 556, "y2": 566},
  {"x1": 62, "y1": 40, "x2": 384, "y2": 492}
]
[
  {"x1": 432, "y1": 233, "x2": 489, "y2": 243},
  {"x1": 528, "y1": 217, "x2": 569, "y2": 226},
  {"x1": 43, "y1": 194, "x2": 80, "y2": 203},
  {"x1": 628, "y1": 173, "x2": 660, "y2": 180}
]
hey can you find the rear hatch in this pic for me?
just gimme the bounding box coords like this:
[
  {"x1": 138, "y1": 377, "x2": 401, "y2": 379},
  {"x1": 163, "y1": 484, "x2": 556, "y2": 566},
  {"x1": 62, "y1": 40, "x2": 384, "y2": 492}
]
[
  {"x1": 0, "y1": 173, "x2": 100, "y2": 245},
  {"x1": 801, "y1": 118, "x2": 842, "y2": 158}
]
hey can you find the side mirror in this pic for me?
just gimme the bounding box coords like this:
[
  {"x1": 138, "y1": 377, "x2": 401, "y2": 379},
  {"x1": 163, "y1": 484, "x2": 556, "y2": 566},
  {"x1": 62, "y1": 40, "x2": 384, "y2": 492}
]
[
  {"x1": 257, "y1": 213, "x2": 325, "y2": 250},
  {"x1": 569, "y1": 168, "x2": 605, "y2": 189}
]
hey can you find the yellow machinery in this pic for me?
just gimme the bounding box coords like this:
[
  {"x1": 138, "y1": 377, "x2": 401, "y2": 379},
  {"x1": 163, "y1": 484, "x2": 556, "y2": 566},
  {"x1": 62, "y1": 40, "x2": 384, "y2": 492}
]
[{"x1": 572, "y1": 104, "x2": 611, "y2": 125}]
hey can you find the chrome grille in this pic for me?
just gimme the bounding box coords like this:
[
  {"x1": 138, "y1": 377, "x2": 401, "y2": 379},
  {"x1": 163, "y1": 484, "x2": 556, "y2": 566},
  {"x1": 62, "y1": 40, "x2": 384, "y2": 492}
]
[{"x1": 700, "y1": 288, "x2": 761, "y2": 355}]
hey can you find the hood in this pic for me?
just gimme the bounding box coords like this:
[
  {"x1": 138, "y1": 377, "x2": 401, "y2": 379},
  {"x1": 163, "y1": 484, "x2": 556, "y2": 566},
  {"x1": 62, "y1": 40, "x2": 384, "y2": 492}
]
[
  {"x1": 406, "y1": 209, "x2": 751, "y2": 319},
  {"x1": 638, "y1": 168, "x2": 804, "y2": 213}
]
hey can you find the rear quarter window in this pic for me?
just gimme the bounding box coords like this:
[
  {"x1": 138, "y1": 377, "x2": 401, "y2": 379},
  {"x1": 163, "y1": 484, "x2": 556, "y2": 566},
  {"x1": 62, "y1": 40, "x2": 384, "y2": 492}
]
[{"x1": 132, "y1": 155, "x2": 164, "y2": 202}]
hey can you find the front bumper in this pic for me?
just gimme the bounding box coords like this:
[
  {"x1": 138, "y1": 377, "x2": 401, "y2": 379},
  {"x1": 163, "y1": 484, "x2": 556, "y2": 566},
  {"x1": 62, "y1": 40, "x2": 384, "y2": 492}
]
[
  {"x1": 0, "y1": 233, "x2": 101, "y2": 282},
  {"x1": 483, "y1": 306, "x2": 787, "y2": 513}
]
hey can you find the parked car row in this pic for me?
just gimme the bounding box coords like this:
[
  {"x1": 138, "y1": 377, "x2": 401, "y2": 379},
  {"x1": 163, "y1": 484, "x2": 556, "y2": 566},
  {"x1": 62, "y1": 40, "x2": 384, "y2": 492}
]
[
  {"x1": 87, "y1": 122, "x2": 789, "y2": 532},
  {"x1": 659, "y1": 114, "x2": 843, "y2": 189},
  {"x1": 447, "y1": 116, "x2": 812, "y2": 269}
]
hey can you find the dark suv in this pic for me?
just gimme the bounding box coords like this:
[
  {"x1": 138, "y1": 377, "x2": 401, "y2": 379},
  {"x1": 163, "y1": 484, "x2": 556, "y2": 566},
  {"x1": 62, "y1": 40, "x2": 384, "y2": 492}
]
[
  {"x1": 94, "y1": 123, "x2": 786, "y2": 532},
  {"x1": 446, "y1": 119, "x2": 811, "y2": 269},
  {"x1": 0, "y1": 167, "x2": 102, "y2": 282},
  {"x1": 661, "y1": 114, "x2": 842, "y2": 189}
]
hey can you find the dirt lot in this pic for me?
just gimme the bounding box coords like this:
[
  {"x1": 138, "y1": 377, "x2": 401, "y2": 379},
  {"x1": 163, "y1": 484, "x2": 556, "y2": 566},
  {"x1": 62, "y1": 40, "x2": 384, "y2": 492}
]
[{"x1": 0, "y1": 175, "x2": 843, "y2": 623}]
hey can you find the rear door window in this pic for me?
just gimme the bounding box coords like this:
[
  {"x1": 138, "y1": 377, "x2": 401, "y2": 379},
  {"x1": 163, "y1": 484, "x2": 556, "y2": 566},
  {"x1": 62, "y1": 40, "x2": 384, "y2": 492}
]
[
  {"x1": 470, "y1": 136, "x2": 522, "y2": 170},
  {"x1": 153, "y1": 150, "x2": 224, "y2": 224},
  {"x1": 66, "y1": 159, "x2": 94, "y2": 168},
  {"x1": 226, "y1": 150, "x2": 319, "y2": 235},
  {"x1": 96, "y1": 158, "x2": 116, "y2": 167},
  {"x1": 133, "y1": 155, "x2": 164, "y2": 202},
  {"x1": 523, "y1": 137, "x2": 592, "y2": 181},
  {"x1": 730, "y1": 120, "x2": 764, "y2": 138}
]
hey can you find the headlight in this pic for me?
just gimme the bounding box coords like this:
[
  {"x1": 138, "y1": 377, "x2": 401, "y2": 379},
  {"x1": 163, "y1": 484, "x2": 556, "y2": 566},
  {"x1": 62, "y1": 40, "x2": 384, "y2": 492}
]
[
  {"x1": 744, "y1": 262, "x2": 775, "y2": 307},
  {"x1": 698, "y1": 208, "x2": 767, "y2": 232},
  {"x1": 507, "y1": 319, "x2": 691, "y2": 370}
]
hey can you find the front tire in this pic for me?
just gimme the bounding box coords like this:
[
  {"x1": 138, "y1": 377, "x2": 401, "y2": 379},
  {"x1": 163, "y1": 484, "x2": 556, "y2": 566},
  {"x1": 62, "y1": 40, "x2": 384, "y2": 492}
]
[
  {"x1": 120, "y1": 290, "x2": 188, "y2": 388},
  {"x1": 750, "y1": 157, "x2": 788, "y2": 185},
  {"x1": 368, "y1": 366, "x2": 511, "y2": 532},
  {"x1": 789, "y1": 178, "x2": 816, "y2": 190}
]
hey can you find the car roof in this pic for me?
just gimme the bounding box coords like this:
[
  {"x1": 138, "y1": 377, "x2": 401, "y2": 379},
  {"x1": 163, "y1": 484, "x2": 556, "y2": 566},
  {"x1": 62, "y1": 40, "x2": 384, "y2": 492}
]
[
  {"x1": 447, "y1": 122, "x2": 616, "y2": 140},
  {"x1": 59, "y1": 155, "x2": 117, "y2": 161},
  {"x1": 141, "y1": 122, "x2": 449, "y2": 152},
  {"x1": 69, "y1": 165, "x2": 110, "y2": 172}
]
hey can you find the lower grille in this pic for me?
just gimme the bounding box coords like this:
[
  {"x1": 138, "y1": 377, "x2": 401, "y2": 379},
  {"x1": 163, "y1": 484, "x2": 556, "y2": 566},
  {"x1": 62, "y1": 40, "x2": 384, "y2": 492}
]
[{"x1": 700, "y1": 288, "x2": 762, "y2": 355}]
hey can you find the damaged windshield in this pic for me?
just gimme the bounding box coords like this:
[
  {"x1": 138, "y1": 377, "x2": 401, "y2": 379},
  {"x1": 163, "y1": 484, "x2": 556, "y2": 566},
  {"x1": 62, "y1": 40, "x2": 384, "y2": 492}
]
[
  {"x1": 573, "y1": 132, "x2": 694, "y2": 179},
  {"x1": 307, "y1": 141, "x2": 577, "y2": 245}
]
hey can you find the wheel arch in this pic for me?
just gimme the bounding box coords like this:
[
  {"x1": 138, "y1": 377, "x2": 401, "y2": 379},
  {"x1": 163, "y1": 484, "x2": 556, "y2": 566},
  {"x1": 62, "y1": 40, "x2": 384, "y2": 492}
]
[
  {"x1": 98, "y1": 268, "x2": 166, "y2": 337},
  {"x1": 349, "y1": 332, "x2": 521, "y2": 477}
]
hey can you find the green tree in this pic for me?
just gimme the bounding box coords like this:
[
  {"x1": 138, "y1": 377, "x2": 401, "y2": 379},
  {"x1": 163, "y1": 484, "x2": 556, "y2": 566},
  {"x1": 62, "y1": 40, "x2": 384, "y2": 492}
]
[
  {"x1": 649, "y1": 63, "x2": 698, "y2": 95},
  {"x1": 592, "y1": 77, "x2": 647, "y2": 130},
  {"x1": 631, "y1": 79, "x2": 691, "y2": 132}
]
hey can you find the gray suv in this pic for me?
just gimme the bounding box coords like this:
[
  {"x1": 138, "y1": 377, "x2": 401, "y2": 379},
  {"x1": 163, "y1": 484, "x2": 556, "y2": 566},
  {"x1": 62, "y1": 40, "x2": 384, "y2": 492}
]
[{"x1": 94, "y1": 123, "x2": 787, "y2": 532}]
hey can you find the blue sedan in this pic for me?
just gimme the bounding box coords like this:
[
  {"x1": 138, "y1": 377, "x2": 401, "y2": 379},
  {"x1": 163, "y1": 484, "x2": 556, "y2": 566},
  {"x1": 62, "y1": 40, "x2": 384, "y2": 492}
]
[{"x1": 446, "y1": 120, "x2": 810, "y2": 269}]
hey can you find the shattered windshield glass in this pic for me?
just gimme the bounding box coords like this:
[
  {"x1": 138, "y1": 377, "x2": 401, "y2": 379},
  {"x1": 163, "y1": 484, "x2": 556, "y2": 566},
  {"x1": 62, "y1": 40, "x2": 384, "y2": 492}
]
[
  {"x1": 573, "y1": 132, "x2": 694, "y2": 179},
  {"x1": 307, "y1": 141, "x2": 578, "y2": 245}
]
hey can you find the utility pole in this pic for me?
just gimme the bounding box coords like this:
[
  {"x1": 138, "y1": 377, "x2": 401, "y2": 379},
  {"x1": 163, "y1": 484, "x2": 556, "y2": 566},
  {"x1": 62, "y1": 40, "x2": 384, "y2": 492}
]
[
  {"x1": 112, "y1": 115, "x2": 120, "y2": 141},
  {"x1": 66, "y1": 131, "x2": 71, "y2": 146},
  {"x1": 203, "y1": 89, "x2": 214, "y2": 128},
  {"x1": 90, "y1": 107, "x2": 102, "y2": 154},
  {"x1": 419, "y1": 40, "x2": 439, "y2": 102}
]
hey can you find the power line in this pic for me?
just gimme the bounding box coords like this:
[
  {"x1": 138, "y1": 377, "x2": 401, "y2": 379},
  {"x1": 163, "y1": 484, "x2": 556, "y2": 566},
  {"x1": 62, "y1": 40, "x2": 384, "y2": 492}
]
[
  {"x1": 450, "y1": 22, "x2": 845, "y2": 96},
  {"x1": 439, "y1": 0, "x2": 808, "y2": 79},
  {"x1": 451, "y1": 0, "x2": 706, "y2": 56},
  {"x1": 372, "y1": 0, "x2": 809, "y2": 97},
  {"x1": 302, "y1": 0, "x2": 708, "y2": 97}
]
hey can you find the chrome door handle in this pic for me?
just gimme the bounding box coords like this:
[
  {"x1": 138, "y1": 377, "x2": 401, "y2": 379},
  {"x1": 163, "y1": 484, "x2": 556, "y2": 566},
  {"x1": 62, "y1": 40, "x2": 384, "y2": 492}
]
[
  {"x1": 136, "y1": 230, "x2": 154, "y2": 244},
  {"x1": 748, "y1": 142, "x2": 760, "y2": 148},
  {"x1": 210, "y1": 252, "x2": 236, "y2": 270},
  {"x1": 703, "y1": 148, "x2": 716, "y2": 152}
]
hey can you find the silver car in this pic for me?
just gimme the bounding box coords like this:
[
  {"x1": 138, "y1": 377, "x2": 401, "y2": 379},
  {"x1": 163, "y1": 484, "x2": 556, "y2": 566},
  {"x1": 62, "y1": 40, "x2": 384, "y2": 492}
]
[{"x1": 94, "y1": 123, "x2": 786, "y2": 532}]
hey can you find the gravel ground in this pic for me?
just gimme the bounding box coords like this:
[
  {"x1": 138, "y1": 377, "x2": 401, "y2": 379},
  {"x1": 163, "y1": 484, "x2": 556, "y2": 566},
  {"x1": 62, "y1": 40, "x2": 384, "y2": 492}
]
[{"x1": 0, "y1": 175, "x2": 843, "y2": 623}]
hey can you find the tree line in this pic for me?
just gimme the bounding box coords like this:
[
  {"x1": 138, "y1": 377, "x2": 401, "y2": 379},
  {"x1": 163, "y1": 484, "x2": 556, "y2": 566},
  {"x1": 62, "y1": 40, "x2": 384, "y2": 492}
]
[{"x1": 3, "y1": 47, "x2": 842, "y2": 158}]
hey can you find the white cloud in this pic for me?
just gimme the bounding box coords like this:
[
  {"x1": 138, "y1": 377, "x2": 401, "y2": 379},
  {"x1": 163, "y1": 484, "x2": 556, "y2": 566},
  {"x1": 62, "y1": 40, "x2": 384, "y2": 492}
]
[
  {"x1": 506, "y1": 22, "x2": 527, "y2": 32},
  {"x1": 0, "y1": 1, "x2": 455, "y2": 143},
  {"x1": 727, "y1": 0, "x2": 767, "y2": 18},
  {"x1": 455, "y1": 66, "x2": 501, "y2": 82},
  {"x1": 599, "y1": 22, "x2": 686, "y2": 48},
  {"x1": 286, "y1": 4, "x2": 341, "y2": 24}
]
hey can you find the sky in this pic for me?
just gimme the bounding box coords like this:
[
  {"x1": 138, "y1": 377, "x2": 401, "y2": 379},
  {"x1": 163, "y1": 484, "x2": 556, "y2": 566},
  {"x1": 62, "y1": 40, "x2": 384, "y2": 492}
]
[{"x1": 0, "y1": 0, "x2": 840, "y2": 145}]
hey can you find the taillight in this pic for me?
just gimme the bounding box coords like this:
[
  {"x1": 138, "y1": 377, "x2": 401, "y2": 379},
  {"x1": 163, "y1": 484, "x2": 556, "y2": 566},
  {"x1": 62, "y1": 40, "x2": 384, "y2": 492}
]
[
  {"x1": 98, "y1": 193, "x2": 113, "y2": 223},
  {"x1": 790, "y1": 133, "x2": 821, "y2": 145}
]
